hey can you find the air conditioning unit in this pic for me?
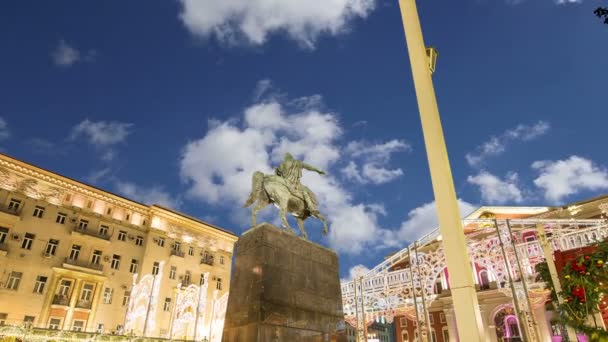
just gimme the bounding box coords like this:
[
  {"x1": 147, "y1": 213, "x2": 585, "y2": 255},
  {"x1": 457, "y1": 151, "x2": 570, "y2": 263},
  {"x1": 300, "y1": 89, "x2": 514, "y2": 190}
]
[
  {"x1": 11, "y1": 234, "x2": 20, "y2": 241},
  {"x1": 153, "y1": 238, "x2": 159, "y2": 243},
  {"x1": 103, "y1": 256, "x2": 111, "y2": 262},
  {"x1": 70, "y1": 218, "x2": 77, "y2": 223},
  {"x1": 212, "y1": 276, "x2": 217, "y2": 281}
]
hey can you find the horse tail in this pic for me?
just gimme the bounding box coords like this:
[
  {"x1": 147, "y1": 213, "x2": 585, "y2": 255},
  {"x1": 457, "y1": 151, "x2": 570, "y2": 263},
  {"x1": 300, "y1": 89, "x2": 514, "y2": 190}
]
[{"x1": 243, "y1": 171, "x2": 264, "y2": 208}]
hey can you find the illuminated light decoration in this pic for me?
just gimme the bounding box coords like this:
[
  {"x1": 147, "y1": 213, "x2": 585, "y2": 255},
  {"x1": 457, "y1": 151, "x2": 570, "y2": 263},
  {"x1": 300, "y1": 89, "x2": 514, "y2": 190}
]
[
  {"x1": 151, "y1": 216, "x2": 162, "y2": 229},
  {"x1": 183, "y1": 235, "x2": 193, "y2": 243},
  {"x1": 209, "y1": 290, "x2": 230, "y2": 342},
  {"x1": 170, "y1": 273, "x2": 209, "y2": 340},
  {"x1": 124, "y1": 261, "x2": 165, "y2": 336},
  {"x1": 93, "y1": 200, "x2": 105, "y2": 214}
]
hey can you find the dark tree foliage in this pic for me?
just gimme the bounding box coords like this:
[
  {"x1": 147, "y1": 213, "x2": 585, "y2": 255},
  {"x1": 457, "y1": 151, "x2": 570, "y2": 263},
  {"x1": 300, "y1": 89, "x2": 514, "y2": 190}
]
[{"x1": 594, "y1": 7, "x2": 608, "y2": 24}]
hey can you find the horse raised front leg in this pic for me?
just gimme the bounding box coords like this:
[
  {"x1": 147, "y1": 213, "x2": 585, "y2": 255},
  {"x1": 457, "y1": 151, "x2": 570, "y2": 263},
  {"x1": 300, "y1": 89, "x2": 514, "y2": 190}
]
[{"x1": 296, "y1": 218, "x2": 308, "y2": 239}]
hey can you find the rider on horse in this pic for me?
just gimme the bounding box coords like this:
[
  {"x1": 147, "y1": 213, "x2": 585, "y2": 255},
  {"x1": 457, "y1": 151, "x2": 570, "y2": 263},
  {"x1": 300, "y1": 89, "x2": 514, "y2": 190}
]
[{"x1": 274, "y1": 153, "x2": 325, "y2": 215}]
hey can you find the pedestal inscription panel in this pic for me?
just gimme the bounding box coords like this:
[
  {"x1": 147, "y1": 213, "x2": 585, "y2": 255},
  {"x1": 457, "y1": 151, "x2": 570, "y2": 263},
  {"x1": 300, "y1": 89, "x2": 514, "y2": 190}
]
[{"x1": 222, "y1": 223, "x2": 344, "y2": 342}]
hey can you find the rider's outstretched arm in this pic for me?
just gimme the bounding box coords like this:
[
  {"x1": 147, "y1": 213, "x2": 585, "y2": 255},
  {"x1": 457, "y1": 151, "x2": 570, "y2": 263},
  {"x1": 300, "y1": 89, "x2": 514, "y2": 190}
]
[{"x1": 302, "y1": 163, "x2": 325, "y2": 175}]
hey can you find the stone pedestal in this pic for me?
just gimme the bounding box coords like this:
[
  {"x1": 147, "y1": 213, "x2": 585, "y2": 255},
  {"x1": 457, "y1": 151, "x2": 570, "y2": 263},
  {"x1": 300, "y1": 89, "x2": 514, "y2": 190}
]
[{"x1": 222, "y1": 223, "x2": 344, "y2": 342}]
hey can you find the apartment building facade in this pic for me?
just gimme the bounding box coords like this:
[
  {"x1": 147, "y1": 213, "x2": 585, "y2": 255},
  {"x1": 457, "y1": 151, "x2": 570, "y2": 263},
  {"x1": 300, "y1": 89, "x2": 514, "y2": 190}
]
[{"x1": 0, "y1": 154, "x2": 238, "y2": 340}]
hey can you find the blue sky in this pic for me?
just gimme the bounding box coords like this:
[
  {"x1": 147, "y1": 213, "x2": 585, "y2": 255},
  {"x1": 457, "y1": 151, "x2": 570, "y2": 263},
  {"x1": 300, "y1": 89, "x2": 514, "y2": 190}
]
[{"x1": 1, "y1": 0, "x2": 607, "y2": 277}]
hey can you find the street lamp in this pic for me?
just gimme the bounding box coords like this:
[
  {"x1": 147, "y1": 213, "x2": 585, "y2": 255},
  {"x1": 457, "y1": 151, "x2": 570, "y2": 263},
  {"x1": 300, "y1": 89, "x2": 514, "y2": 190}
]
[{"x1": 396, "y1": 0, "x2": 485, "y2": 341}]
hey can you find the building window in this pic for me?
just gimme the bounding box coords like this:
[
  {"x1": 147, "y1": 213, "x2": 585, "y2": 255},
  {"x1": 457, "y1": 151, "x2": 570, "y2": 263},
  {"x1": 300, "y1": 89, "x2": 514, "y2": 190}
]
[
  {"x1": 103, "y1": 288, "x2": 113, "y2": 304},
  {"x1": 164, "y1": 298, "x2": 171, "y2": 312},
  {"x1": 169, "y1": 266, "x2": 176, "y2": 279},
  {"x1": 97, "y1": 323, "x2": 104, "y2": 334},
  {"x1": 400, "y1": 317, "x2": 407, "y2": 327},
  {"x1": 91, "y1": 250, "x2": 102, "y2": 265},
  {"x1": 106, "y1": 207, "x2": 112, "y2": 215},
  {"x1": 56, "y1": 213, "x2": 67, "y2": 224},
  {"x1": 33, "y1": 276, "x2": 48, "y2": 294},
  {"x1": 440, "y1": 313, "x2": 446, "y2": 323},
  {"x1": 32, "y1": 206, "x2": 45, "y2": 218},
  {"x1": 125, "y1": 213, "x2": 131, "y2": 221},
  {"x1": 136, "y1": 236, "x2": 144, "y2": 246},
  {"x1": 122, "y1": 291, "x2": 130, "y2": 306},
  {"x1": 152, "y1": 262, "x2": 160, "y2": 275},
  {"x1": 58, "y1": 280, "x2": 72, "y2": 296},
  {"x1": 173, "y1": 241, "x2": 181, "y2": 252},
  {"x1": 117, "y1": 230, "x2": 127, "y2": 241},
  {"x1": 78, "y1": 219, "x2": 89, "y2": 230},
  {"x1": 86, "y1": 200, "x2": 93, "y2": 209},
  {"x1": 23, "y1": 316, "x2": 35, "y2": 327},
  {"x1": 80, "y1": 284, "x2": 94, "y2": 301},
  {"x1": 6, "y1": 272, "x2": 22, "y2": 290},
  {"x1": 21, "y1": 233, "x2": 35, "y2": 250},
  {"x1": 111, "y1": 255, "x2": 121, "y2": 270},
  {"x1": 0, "y1": 313, "x2": 7, "y2": 325},
  {"x1": 442, "y1": 328, "x2": 449, "y2": 342},
  {"x1": 99, "y1": 225, "x2": 109, "y2": 236},
  {"x1": 431, "y1": 330, "x2": 437, "y2": 342},
  {"x1": 188, "y1": 246, "x2": 194, "y2": 256},
  {"x1": 157, "y1": 237, "x2": 165, "y2": 247},
  {"x1": 49, "y1": 318, "x2": 61, "y2": 330},
  {"x1": 0, "y1": 227, "x2": 8, "y2": 243},
  {"x1": 45, "y1": 239, "x2": 59, "y2": 256},
  {"x1": 220, "y1": 256, "x2": 225, "y2": 265},
  {"x1": 72, "y1": 320, "x2": 84, "y2": 332},
  {"x1": 184, "y1": 271, "x2": 191, "y2": 285},
  {"x1": 429, "y1": 313, "x2": 434, "y2": 324},
  {"x1": 69, "y1": 244, "x2": 81, "y2": 260},
  {"x1": 216, "y1": 278, "x2": 222, "y2": 290},
  {"x1": 130, "y1": 259, "x2": 138, "y2": 273},
  {"x1": 200, "y1": 274, "x2": 205, "y2": 285},
  {"x1": 8, "y1": 198, "x2": 21, "y2": 212}
]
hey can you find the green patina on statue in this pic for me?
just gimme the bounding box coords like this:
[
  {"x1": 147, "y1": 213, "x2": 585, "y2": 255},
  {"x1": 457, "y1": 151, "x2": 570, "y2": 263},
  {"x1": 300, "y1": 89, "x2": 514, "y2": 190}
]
[{"x1": 244, "y1": 153, "x2": 329, "y2": 239}]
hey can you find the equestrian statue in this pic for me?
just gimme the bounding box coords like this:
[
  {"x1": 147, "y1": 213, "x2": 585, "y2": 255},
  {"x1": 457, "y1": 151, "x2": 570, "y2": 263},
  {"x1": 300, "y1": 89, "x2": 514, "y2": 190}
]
[{"x1": 244, "y1": 153, "x2": 329, "y2": 239}]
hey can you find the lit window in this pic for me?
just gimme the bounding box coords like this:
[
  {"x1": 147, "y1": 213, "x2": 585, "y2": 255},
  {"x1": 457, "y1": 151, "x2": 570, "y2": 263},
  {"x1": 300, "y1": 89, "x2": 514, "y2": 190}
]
[
  {"x1": 22, "y1": 233, "x2": 35, "y2": 250},
  {"x1": 7, "y1": 272, "x2": 22, "y2": 290},
  {"x1": 32, "y1": 206, "x2": 45, "y2": 218},
  {"x1": 136, "y1": 236, "x2": 144, "y2": 246},
  {"x1": 111, "y1": 255, "x2": 121, "y2": 270},
  {"x1": 56, "y1": 213, "x2": 67, "y2": 224},
  {"x1": 102, "y1": 288, "x2": 113, "y2": 304},
  {"x1": 117, "y1": 231, "x2": 127, "y2": 241},
  {"x1": 33, "y1": 276, "x2": 48, "y2": 294}
]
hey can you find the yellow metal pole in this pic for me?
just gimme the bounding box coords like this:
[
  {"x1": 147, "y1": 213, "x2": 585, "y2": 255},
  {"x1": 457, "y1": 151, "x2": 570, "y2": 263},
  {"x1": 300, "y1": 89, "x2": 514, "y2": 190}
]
[{"x1": 397, "y1": 0, "x2": 485, "y2": 341}]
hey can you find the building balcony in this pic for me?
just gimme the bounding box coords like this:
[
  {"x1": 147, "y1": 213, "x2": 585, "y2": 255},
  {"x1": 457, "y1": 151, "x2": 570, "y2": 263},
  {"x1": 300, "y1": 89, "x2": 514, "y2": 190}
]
[
  {"x1": 170, "y1": 249, "x2": 185, "y2": 258},
  {"x1": 70, "y1": 227, "x2": 111, "y2": 242},
  {"x1": 200, "y1": 256, "x2": 214, "y2": 266},
  {"x1": 52, "y1": 294, "x2": 70, "y2": 306},
  {"x1": 75, "y1": 299, "x2": 92, "y2": 309},
  {"x1": 0, "y1": 242, "x2": 7, "y2": 256},
  {"x1": 63, "y1": 258, "x2": 104, "y2": 274}
]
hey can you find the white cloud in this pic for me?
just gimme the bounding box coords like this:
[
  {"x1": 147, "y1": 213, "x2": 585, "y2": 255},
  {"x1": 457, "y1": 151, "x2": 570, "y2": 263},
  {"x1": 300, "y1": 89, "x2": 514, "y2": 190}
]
[
  {"x1": 179, "y1": 87, "x2": 403, "y2": 254},
  {"x1": 70, "y1": 119, "x2": 133, "y2": 161},
  {"x1": 0, "y1": 117, "x2": 9, "y2": 140},
  {"x1": 341, "y1": 264, "x2": 371, "y2": 282},
  {"x1": 390, "y1": 199, "x2": 477, "y2": 245},
  {"x1": 70, "y1": 119, "x2": 133, "y2": 146},
  {"x1": 532, "y1": 156, "x2": 608, "y2": 203},
  {"x1": 466, "y1": 121, "x2": 550, "y2": 167},
  {"x1": 115, "y1": 181, "x2": 181, "y2": 209},
  {"x1": 51, "y1": 40, "x2": 80, "y2": 66},
  {"x1": 467, "y1": 171, "x2": 524, "y2": 204},
  {"x1": 341, "y1": 140, "x2": 410, "y2": 184},
  {"x1": 178, "y1": 0, "x2": 376, "y2": 48}
]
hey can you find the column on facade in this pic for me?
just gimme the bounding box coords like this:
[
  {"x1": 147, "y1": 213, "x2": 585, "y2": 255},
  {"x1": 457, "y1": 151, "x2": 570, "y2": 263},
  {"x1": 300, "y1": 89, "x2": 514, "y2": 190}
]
[
  {"x1": 64, "y1": 278, "x2": 83, "y2": 330},
  {"x1": 86, "y1": 280, "x2": 105, "y2": 332},
  {"x1": 443, "y1": 308, "x2": 458, "y2": 342},
  {"x1": 532, "y1": 304, "x2": 552, "y2": 342},
  {"x1": 39, "y1": 273, "x2": 62, "y2": 328},
  {"x1": 479, "y1": 306, "x2": 497, "y2": 342}
]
